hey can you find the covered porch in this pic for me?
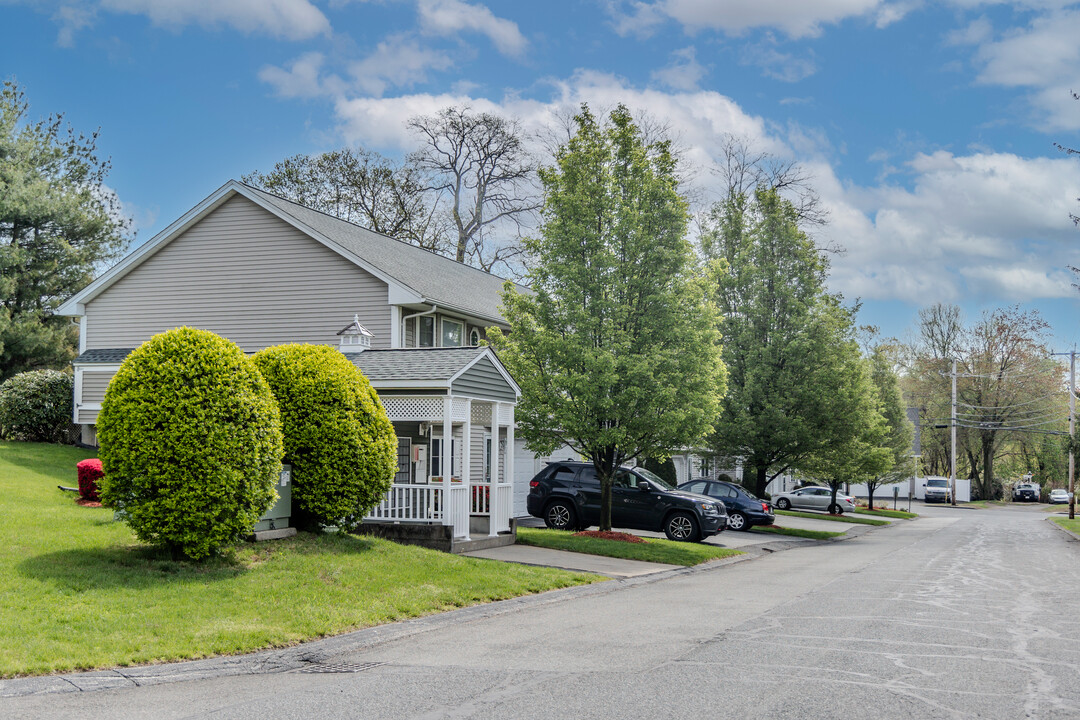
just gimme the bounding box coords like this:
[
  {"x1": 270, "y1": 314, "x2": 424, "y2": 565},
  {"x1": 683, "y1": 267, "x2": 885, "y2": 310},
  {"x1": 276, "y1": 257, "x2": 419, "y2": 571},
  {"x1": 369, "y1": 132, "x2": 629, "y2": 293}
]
[{"x1": 350, "y1": 347, "x2": 519, "y2": 548}]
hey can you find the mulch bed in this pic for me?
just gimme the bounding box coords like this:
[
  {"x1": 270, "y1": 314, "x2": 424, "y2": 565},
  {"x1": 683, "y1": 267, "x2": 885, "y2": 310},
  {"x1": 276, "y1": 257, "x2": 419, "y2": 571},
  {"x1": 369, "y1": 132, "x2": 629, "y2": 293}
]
[
  {"x1": 572, "y1": 530, "x2": 646, "y2": 544},
  {"x1": 75, "y1": 498, "x2": 103, "y2": 508}
]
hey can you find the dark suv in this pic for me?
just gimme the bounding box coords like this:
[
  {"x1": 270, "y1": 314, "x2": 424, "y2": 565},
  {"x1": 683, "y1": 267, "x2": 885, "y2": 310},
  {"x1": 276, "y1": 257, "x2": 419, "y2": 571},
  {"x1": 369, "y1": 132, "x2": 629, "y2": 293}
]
[
  {"x1": 677, "y1": 479, "x2": 774, "y2": 531},
  {"x1": 526, "y1": 461, "x2": 727, "y2": 542}
]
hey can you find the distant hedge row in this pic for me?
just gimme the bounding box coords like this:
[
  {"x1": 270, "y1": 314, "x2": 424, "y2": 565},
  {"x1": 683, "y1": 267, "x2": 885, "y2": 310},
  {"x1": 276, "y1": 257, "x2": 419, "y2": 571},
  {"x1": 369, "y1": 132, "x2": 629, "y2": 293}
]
[{"x1": 94, "y1": 328, "x2": 396, "y2": 560}]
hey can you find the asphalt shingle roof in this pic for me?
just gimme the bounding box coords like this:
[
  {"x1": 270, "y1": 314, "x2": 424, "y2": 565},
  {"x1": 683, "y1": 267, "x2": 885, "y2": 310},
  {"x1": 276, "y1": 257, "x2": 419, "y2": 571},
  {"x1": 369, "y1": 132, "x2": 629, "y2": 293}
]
[
  {"x1": 74, "y1": 348, "x2": 135, "y2": 364},
  {"x1": 243, "y1": 184, "x2": 528, "y2": 324},
  {"x1": 350, "y1": 347, "x2": 487, "y2": 383}
]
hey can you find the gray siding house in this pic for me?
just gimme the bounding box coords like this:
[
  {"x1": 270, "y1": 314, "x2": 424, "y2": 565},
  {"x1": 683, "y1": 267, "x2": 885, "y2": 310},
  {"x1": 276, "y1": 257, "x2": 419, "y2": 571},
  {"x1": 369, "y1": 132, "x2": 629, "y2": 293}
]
[{"x1": 57, "y1": 180, "x2": 565, "y2": 541}]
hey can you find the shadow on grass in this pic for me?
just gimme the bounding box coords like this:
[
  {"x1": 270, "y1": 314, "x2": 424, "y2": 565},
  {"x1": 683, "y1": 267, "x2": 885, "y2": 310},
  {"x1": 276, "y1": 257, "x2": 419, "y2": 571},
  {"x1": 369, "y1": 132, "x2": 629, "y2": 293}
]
[
  {"x1": 17, "y1": 531, "x2": 381, "y2": 591},
  {"x1": 0, "y1": 440, "x2": 95, "y2": 477}
]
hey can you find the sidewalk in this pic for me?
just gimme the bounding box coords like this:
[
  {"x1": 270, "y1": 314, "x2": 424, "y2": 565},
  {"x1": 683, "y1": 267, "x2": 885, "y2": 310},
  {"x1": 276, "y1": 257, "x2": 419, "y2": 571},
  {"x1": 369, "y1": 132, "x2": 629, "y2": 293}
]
[{"x1": 462, "y1": 544, "x2": 683, "y2": 578}]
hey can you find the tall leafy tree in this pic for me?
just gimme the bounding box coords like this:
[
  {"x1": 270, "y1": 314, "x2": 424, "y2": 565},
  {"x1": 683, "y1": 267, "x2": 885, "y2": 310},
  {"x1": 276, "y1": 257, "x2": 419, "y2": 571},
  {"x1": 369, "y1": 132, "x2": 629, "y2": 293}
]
[
  {"x1": 490, "y1": 104, "x2": 726, "y2": 531},
  {"x1": 243, "y1": 147, "x2": 446, "y2": 253},
  {"x1": 801, "y1": 353, "x2": 892, "y2": 512},
  {"x1": 705, "y1": 187, "x2": 860, "y2": 497},
  {"x1": 863, "y1": 347, "x2": 915, "y2": 509},
  {"x1": 0, "y1": 81, "x2": 129, "y2": 381}
]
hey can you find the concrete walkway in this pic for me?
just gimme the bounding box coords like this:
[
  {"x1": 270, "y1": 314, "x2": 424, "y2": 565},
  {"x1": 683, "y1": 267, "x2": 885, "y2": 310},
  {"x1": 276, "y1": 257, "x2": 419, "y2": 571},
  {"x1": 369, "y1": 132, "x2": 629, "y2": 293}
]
[{"x1": 461, "y1": 544, "x2": 682, "y2": 577}]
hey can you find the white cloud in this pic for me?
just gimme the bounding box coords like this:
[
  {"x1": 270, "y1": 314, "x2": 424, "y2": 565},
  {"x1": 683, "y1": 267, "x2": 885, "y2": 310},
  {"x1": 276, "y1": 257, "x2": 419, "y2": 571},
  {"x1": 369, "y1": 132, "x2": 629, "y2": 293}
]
[
  {"x1": 651, "y1": 46, "x2": 707, "y2": 91},
  {"x1": 99, "y1": 0, "x2": 330, "y2": 40},
  {"x1": 348, "y1": 35, "x2": 453, "y2": 97},
  {"x1": 53, "y1": 4, "x2": 96, "y2": 47},
  {"x1": 417, "y1": 0, "x2": 528, "y2": 57},
  {"x1": 958, "y1": 8, "x2": 1080, "y2": 130},
  {"x1": 612, "y1": 0, "x2": 889, "y2": 39},
  {"x1": 739, "y1": 35, "x2": 817, "y2": 82},
  {"x1": 323, "y1": 72, "x2": 1080, "y2": 305},
  {"x1": 819, "y1": 150, "x2": 1080, "y2": 302},
  {"x1": 259, "y1": 52, "x2": 345, "y2": 98}
]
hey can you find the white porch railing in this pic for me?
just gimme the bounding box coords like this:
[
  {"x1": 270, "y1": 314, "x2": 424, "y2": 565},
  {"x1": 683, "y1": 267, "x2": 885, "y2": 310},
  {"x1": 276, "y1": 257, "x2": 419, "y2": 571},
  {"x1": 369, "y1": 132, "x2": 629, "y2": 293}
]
[
  {"x1": 365, "y1": 483, "x2": 471, "y2": 539},
  {"x1": 494, "y1": 482, "x2": 512, "y2": 533},
  {"x1": 470, "y1": 482, "x2": 492, "y2": 515}
]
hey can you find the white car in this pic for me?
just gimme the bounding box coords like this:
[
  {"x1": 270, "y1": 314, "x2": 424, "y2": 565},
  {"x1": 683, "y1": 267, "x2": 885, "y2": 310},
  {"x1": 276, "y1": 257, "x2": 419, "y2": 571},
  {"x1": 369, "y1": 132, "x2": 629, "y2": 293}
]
[
  {"x1": 772, "y1": 486, "x2": 857, "y2": 514},
  {"x1": 1049, "y1": 488, "x2": 1070, "y2": 505}
]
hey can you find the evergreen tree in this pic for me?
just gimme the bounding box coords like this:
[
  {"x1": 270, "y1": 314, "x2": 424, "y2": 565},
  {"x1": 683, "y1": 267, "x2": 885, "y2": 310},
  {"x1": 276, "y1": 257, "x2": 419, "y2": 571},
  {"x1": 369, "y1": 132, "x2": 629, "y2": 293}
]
[{"x1": 0, "y1": 81, "x2": 130, "y2": 380}]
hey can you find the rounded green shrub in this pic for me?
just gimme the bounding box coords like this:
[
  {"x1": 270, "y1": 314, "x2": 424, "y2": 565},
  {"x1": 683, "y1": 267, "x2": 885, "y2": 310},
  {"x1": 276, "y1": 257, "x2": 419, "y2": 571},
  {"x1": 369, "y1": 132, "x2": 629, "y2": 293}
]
[
  {"x1": 97, "y1": 327, "x2": 283, "y2": 560},
  {"x1": 0, "y1": 370, "x2": 74, "y2": 443},
  {"x1": 252, "y1": 344, "x2": 397, "y2": 530}
]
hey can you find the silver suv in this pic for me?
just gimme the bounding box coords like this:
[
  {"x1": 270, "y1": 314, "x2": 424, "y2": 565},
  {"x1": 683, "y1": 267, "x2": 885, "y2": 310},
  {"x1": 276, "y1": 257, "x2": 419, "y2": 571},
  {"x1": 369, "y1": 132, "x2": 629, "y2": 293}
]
[{"x1": 924, "y1": 478, "x2": 951, "y2": 503}]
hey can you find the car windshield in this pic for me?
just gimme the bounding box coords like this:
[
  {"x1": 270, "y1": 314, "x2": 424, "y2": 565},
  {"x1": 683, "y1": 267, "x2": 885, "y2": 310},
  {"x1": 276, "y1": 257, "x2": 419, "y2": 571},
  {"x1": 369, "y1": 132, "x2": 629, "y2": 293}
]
[
  {"x1": 635, "y1": 467, "x2": 675, "y2": 491},
  {"x1": 927, "y1": 479, "x2": 948, "y2": 488}
]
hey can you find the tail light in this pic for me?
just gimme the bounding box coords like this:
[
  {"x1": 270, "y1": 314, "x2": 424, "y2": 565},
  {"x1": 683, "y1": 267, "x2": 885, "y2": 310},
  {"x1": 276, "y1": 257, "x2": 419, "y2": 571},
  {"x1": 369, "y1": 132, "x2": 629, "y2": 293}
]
[
  {"x1": 529, "y1": 480, "x2": 539, "y2": 488},
  {"x1": 762, "y1": 502, "x2": 770, "y2": 513}
]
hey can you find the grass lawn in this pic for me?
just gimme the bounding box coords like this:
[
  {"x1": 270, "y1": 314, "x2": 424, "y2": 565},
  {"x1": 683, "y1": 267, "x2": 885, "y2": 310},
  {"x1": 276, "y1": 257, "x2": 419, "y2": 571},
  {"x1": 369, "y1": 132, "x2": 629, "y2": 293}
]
[
  {"x1": 1051, "y1": 517, "x2": 1080, "y2": 534},
  {"x1": 516, "y1": 528, "x2": 743, "y2": 566},
  {"x1": 774, "y1": 509, "x2": 889, "y2": 526},
  {"x1": 750, "y1": 525, "x2": 846, "y2": 540},
  {"x1": 0, "y1": 441, "x2": 597, "y2": 678},
  {"x1": 854, "y1": 508, "x2": 918, "y2": 520}
]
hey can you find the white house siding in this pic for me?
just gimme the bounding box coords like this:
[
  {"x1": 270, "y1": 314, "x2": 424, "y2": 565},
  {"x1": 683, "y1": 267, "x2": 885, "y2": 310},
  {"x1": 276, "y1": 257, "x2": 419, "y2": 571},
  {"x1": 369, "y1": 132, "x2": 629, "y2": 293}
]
[
  {"x1": 83, "y1": 195, "x2": 391, "y2": 352},
  {"x1": 80, "y1": 371, "x2": 114, "y2": 404}
]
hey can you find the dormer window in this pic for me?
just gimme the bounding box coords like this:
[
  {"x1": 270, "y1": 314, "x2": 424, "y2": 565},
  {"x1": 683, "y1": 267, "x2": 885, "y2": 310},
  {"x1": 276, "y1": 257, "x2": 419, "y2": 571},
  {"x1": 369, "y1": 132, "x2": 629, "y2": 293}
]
[{"x1": 337, "y1": 314, "x2": 373, "y2": 353}]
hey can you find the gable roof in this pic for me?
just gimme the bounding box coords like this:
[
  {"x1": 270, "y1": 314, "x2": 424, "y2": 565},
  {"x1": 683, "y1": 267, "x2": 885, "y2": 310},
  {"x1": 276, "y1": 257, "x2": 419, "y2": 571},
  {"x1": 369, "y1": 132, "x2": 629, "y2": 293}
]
[
  {"x1": 351, "y1": 346, "x2": 519, "y2": 396},
  {"x1": 58, "y1": 180, "x2": 528, "y2": 325}
]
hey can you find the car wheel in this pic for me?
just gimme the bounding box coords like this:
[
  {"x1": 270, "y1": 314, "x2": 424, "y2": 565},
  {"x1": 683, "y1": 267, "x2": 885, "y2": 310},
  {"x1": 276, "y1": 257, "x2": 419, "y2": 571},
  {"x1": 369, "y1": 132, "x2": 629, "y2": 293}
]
[
  {"x1": 776, "y1": 498, "x2": 791, "y2": 510},
  {"x1": 544, "y1": 500, "x2": 577, "y2": 531},
  {"x1": 727, "y1": 511, "x2": 747, "y2": 531},
  {"x1": 664, "y1": 512, "x2": 700, "y2": 542},
  {"x1": 828, "y1": 503, "x2": 844, "y2": 515}
]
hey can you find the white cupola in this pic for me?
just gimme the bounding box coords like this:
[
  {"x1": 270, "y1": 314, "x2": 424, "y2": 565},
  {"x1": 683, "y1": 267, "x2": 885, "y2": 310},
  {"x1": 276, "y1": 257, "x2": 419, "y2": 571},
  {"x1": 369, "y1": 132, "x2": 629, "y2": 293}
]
[{"x1": 337, "y1": 314, "x2": 373, "y2": 353}]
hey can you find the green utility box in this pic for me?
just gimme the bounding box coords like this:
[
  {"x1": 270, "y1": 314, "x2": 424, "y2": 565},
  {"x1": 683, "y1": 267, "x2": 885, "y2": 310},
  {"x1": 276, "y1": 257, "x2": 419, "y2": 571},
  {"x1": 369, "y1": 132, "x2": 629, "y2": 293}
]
[{"x1": 254, "y1": 464, "x2": 292, "y2": 532}]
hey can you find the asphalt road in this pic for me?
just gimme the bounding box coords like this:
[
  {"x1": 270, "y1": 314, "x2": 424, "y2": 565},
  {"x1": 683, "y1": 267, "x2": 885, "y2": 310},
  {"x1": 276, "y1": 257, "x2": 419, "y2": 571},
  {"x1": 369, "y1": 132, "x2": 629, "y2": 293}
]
[{"x1": 5, "y1": 504, "x2": 1079, "y2": 719}]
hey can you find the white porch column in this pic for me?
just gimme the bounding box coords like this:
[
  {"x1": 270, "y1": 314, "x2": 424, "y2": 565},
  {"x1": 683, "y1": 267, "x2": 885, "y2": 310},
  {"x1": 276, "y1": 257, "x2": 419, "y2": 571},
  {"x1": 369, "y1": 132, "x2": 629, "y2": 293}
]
[
  {"x1": 506, "y1": 403, "x2": 515, "y2": 504},
  {"x1": 489, "y1": 401, "x2": 500, "y2": 536},
  {"x1": 442, "y1": 393, "x2": 453, "y2": 520},
  {"x1": 462, "y1": 397, "x2": 472, "y2": 528}
]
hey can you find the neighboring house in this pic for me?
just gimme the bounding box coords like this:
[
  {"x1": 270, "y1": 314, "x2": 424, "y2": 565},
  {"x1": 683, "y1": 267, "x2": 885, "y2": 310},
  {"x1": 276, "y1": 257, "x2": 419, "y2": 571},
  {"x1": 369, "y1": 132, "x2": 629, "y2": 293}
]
[{"x1": 58, "y1": 180, "x2": 573, "y2": 543}]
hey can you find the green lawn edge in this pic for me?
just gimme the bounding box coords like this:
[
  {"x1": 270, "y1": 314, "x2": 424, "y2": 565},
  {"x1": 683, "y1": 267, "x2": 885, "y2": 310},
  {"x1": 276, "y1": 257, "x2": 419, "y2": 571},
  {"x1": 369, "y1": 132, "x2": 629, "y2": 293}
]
[
  {"x1": 516, "y1": 528, "x2": 743, "y2": 566},
  {"x1": 1050, "y1": 516, "x2": 1080, "y2": 534},
  {"x1": 853, "y1": 508, "x2": 918, "y2": 519},
  {"x1": 774, "y1": 509, "x2": 889, "y2": 526},
  {"x1": 0, "y1": 441, "x2": 598, "y2": 678},
  {"x1": 751, "y1": 525, "x2": 847, "y2": 540}
]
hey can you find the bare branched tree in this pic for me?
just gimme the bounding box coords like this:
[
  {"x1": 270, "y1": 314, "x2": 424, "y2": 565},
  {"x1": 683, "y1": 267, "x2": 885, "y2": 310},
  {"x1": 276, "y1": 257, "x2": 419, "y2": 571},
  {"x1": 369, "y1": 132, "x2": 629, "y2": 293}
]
[
  {"x1": 408, "y1": 106, "x2": 539, "y2": 273},
  {"x1": 715, "y1": 135, "x2": 828, "y2": 228},
  {"x1": 243, "y1": 148, "x2": 447, "y2": 253}
]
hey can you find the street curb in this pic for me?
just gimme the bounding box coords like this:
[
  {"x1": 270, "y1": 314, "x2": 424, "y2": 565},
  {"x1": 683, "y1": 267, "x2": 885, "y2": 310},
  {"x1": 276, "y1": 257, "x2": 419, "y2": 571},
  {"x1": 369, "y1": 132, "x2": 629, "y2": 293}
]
[
  {"x1": 0, "y1": 519, "x2": 895, "y2": 700},
  {"x1": 1045, "y1": 515, "x2": 1080, "y2": 542}
]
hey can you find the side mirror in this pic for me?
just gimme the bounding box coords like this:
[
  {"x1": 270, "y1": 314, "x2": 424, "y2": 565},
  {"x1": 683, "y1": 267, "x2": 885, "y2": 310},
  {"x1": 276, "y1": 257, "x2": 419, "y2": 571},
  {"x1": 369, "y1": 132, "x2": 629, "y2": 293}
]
[{"x1": 637, "y1": 481, "x2": 650, "y2": 492}]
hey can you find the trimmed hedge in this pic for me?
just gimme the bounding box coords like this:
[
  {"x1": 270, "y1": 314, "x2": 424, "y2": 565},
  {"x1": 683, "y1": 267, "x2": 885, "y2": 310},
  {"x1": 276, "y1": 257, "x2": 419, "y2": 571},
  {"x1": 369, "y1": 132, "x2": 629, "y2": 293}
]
[
  {"x1": 0, "y1": 370, "x2": 74, "y2": 443},
  {"x1": 253, "y1": 344, "x2": 397, "y2": 529},
  {"x1": 76, "y1": 458, "x2": 103, "y2": 501},
  {"x1": 97, "y1": 327, "x2": 283, "y2": 560}
]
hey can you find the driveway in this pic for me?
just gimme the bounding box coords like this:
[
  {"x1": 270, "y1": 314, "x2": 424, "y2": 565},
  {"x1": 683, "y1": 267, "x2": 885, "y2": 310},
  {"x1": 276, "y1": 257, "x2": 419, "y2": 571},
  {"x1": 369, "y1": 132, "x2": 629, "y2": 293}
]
[{"x1": 4, "y1": 505, "x2": 1077, "y2": 719}]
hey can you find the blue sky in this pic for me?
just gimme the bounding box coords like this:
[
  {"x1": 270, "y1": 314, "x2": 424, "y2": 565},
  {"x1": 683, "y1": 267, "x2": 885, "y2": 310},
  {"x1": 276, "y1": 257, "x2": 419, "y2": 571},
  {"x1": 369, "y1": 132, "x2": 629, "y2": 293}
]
[{"x1": 4, "y1": 0, "x2": 1080, "y2": 347}]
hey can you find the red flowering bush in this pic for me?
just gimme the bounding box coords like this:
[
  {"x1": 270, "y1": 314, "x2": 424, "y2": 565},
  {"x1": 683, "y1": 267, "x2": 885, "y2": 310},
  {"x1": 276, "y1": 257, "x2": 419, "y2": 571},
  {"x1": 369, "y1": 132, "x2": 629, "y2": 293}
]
[
  {"x1": 572, "y1": 530, "x2": 646, "y2": 544},
  {"x1": 76, "y1": 459, "x2": 103, "y2": 502}
]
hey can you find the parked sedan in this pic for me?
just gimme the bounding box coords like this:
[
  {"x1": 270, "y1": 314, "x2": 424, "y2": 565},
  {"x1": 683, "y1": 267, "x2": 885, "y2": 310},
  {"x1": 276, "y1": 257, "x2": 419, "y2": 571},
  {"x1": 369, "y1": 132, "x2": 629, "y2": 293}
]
[
  {"x1": 677, "y1": 479, "x2": 774, "y2": 531},
  {"x1": 772, "y1": 486, "x2": 856, "y2": 514},
  {"x1": 1049, "y1": 488, "x2": 1070, "y2": 505}
]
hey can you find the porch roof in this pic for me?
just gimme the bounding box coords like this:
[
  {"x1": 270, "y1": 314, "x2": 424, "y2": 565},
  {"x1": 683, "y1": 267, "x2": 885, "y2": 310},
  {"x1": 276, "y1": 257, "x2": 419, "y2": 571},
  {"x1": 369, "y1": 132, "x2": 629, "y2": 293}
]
[{"x1": 351, "y1": 347, "x2": 520, "y2": 400}]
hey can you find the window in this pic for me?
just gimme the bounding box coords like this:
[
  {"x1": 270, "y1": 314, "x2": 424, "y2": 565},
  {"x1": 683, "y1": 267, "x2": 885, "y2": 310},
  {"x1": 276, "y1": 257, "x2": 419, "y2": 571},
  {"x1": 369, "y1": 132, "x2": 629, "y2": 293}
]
[
  {"x1": 395, "y1": 438, "x2": 411, "y2": 483},
  {"x1": 484, "y1": 433, "x2": 492, "y2": 480},
  {"x1": 684, "y1": 481, "x2": 707, "y2": 494},
  {"x1": 418, "y1": 316, "x2": 435, "y2": 347},
  {"x1": 469, "y1": 328, "x2": 480, "y2": 346},
  {"x1": 430, "y1": 438, "x2": 457, "y2": 477},
  {"x1": 442, "y1": 318, "x2": 463, "y2": 347}
]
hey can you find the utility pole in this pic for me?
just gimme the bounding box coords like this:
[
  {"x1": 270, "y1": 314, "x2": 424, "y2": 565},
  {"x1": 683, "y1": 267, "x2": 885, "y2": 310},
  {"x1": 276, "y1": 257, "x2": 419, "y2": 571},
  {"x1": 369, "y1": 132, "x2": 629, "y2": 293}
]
[
  {"x1": 951, "y1": 359, "x2": 958, "y2": 507},
  {"x1": 1070, "y1": 350, "x2": 1075, "y2": 521}
]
